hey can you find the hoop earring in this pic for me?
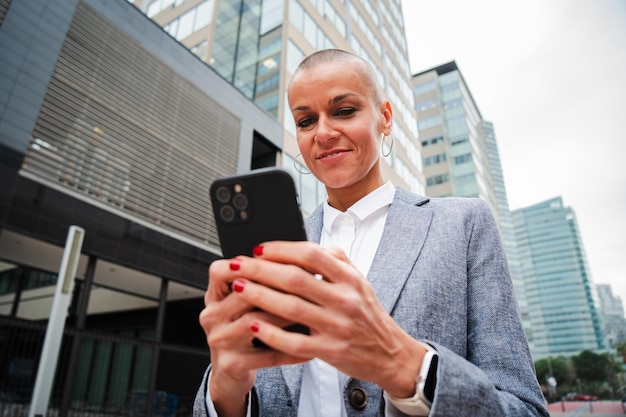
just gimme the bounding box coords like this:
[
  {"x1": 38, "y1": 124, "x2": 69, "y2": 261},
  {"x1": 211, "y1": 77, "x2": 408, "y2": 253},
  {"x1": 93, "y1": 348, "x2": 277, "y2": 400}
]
[
  {"x1": 381, "y1": 135, "x2": 394, "y2": 157},
  {"x1": 294, "y1": 154, "x2": 311, "y2": 175}
]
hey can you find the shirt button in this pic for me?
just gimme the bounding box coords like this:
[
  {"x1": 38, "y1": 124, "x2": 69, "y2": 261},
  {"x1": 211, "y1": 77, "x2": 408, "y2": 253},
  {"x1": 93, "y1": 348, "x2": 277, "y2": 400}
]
[{"x1": 349, "y1": 387, "x2": 368, "y2": 410}]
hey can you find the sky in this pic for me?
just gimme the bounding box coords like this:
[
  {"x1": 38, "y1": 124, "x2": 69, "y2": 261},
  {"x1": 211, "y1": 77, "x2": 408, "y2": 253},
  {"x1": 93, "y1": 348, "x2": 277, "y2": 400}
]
[{"x1": 401, "y1": 0, "x2": 626, "y2": 305}]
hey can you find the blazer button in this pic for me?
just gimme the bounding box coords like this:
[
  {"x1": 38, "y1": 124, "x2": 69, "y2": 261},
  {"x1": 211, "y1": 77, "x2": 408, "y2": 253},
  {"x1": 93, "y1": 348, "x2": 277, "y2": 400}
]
[{"x1": 349, "y1": 387, "x2": 368, "y2": 410}]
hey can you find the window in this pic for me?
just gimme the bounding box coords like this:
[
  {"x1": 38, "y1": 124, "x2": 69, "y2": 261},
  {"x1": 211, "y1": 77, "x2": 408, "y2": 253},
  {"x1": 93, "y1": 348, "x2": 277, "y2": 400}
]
[
  {"x1": 450, "y1": 136, "x2": 468, "y2": 146},
  {"x1": 413, "y1": 81, "x2": 436, "y2": 96},
  {"x1": 418, "y1": 115, "x2": 442, "y2": 130},
  {"x1": 427, "y1": 174, "x2": 449, "y2": 187},
  {"x1": 195, "y1": 0, "x2": 214, "y2": 30},
  {"x1": 286, "y1": 40, "x2": 304, "y2": 75},
  {"x1": 424, "y1": 153, "x2": 447, "y2": 166},
  {"x1": 454, "y1": 154, "x2": 472, "y2": 165},
  {"x1": 421, "y1": 136, "x2": 444, "y2": 147},
  {"x1": 415, "y1": 97, "x2": 438, "y2": 112},
  {"x1": 178, "y1": 8, "x2": 196, "y2": 39},
  {"x1": 260, "y1": 0, "x2": 283, "y2": 34}
]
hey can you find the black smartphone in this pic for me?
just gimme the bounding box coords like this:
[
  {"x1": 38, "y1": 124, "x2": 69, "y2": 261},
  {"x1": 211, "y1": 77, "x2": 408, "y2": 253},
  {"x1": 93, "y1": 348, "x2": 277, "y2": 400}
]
[
  {"x1": 210, "y1": 168, "x2": 308, "y2": 257},
  {"x1": 209, "y1": 168, "x2": 310, "y2": 344}
]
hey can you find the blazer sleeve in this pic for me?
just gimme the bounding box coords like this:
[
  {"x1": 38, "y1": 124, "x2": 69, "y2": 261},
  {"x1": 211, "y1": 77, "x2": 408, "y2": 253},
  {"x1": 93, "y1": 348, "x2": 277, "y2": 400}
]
[
  {"x1": 427, "y1": 199, "x2": 548, "y2": 417},
  {"x1": 193, "y1": 367, "x2": 212, "y2": 417}
]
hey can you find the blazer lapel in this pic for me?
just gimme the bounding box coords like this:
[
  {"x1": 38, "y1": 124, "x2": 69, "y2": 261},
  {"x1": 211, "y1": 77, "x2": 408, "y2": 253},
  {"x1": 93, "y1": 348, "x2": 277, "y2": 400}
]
[
  {"x1": 367, "y1": 188, "x2": 432, "y2": 314},
  {"x1": 304, "y1": 189, "x2": 432, "y2": 314},
  {"x1": 280, "y1": 363, "x2": 304, "y2": 403},
  {"x1": 290, "y1": 189, "x2": 432, "y2": 400}
]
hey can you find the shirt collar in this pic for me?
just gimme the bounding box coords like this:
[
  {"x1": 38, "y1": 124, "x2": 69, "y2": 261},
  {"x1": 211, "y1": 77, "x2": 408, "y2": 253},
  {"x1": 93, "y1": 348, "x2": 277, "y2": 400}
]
[{"x1": 323, "y1": 181, "x2": 395, "y2": 231}]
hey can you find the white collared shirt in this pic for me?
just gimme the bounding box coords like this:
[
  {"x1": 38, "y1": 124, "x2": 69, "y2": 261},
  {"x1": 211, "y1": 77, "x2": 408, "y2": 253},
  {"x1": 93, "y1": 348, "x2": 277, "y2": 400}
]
[{"x1": 298, "y1": 181, "x2": 395, "y2": 417}]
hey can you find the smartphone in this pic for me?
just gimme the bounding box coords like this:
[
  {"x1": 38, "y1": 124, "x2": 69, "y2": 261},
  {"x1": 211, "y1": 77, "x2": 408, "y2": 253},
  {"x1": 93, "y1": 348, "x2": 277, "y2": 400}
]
[
  {"x1": 210, "y1": 168, "x2": 308, "y2": 257},
  {"x1": 209, "y1": 168, "x2": 310, "y2": 344}
]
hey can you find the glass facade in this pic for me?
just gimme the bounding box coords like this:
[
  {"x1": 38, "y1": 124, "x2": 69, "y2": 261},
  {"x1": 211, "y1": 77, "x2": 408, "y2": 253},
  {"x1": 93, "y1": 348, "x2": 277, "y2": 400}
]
[
  {"x1": 212, "y1": 0, "x2": 262, "y2": 98},
  {"x1": 512, "y1": 197, "x2": 607, "y2": 359},
  {"x1": 135, "y1": 0, "x2": 424, "y2": 196}
]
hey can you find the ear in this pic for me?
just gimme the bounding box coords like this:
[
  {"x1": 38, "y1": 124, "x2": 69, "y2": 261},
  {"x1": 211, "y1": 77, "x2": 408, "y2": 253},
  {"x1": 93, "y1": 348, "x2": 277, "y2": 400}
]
[{"x1": 380, "y1": 101, "x2": 393, "y2": 136}]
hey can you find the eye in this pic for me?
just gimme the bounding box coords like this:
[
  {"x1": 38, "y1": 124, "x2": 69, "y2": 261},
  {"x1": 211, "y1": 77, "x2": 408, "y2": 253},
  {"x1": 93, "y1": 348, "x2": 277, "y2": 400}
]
[
  {"x1": 336, "y1": 107, "x2": 356, "y2": 117},
  {"x1": 297, "y1": 117, "x2": 316, "y2": 129}
]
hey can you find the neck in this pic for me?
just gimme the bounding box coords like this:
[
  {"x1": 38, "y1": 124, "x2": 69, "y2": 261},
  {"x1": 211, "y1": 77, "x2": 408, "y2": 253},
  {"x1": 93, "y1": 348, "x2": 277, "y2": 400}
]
[{"x1": 326, "y1": 179, "x2": 385, "y2": 212}]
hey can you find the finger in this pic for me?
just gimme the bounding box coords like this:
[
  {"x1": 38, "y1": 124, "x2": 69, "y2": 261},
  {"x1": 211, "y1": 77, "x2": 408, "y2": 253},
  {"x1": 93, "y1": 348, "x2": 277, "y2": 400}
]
[
  {"x1": 252, "y1": 241, "x2": 361, "y2": 286},
  {"x1": 209, "y1": 309, "x2": 312, "y2": 367},
  {"x1": 230, "y1": 278, "x2": 341, "y2": 335},
  {"x1": 247, "y1": 319, "x2": 314, "y2": 359},
  {"x1": 205, "y1": 258, "x2": 241, "y2": 304},
  {"x1": 326, "y1": 245, "x2": 351, "y2": 263},
  {"x1": 231, "y1": 258, "x2": 336, "y2": 309}
]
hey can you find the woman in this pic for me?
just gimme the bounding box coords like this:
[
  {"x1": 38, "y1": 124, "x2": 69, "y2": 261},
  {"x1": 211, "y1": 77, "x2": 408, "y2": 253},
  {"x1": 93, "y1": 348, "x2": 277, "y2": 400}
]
[{"x1": 194, "y1": 49, "x2": 549, "y2": 417}]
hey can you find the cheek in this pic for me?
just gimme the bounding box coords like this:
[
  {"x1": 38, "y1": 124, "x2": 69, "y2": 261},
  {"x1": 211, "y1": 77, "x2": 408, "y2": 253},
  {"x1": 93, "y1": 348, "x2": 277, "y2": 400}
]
[{"x1": 296, "y1": 135, "x2": 313, "y2": 157}]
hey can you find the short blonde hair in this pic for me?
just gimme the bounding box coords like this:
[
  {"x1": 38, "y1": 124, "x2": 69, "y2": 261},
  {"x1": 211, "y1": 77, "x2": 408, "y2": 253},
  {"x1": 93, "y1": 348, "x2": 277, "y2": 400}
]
[{"x1": 291, "y1": 49, "x2": 385, "y2": 106}]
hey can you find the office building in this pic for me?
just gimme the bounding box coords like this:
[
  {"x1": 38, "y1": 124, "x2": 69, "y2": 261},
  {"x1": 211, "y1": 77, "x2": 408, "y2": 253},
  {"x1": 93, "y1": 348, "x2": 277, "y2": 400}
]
[
  {"x1": 512, "y1": 197, "x2": 607, "y2": 359},
  {"x1": 0, "y1": 0, "x2": 423, "y2": 414},
  {"x1": 596, "y1": 284, "x2": 626, "y2": 349},
  {"x1": 411, "y1": 62, "x2": 494, "y2": 202},
  {"x1": 411, "y1": 62, "x2": 530, "y2": 338}
]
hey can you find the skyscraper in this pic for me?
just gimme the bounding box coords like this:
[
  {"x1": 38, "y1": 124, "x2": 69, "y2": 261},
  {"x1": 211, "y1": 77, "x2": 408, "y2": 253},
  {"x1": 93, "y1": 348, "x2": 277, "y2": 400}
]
[
  {"x1": 132, "y1": 0, "x2": 425, "y2": 213},
  {"x1": 512, "y1": 197, "x2": 607, "y2": 359},
  {"x1": 411, "y1": 62, "x2": 530, "y2": 338},
  {"x1": 411, "y1": 62, "x2": 492, "y2": 201},
  {"x1": 596, "y1": 284, "x2": 626, "y2": 349}
]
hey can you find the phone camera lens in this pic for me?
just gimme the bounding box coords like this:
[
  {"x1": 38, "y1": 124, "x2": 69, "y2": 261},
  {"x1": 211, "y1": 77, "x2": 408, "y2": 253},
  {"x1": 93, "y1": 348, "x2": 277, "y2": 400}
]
[
  {"x1": 215, "y1": 186, "x2": 231, "y2": 203},
  {"x1": 220, "y1": 205, "x2": 235, "y2": 222},
  {"x1": 232, "y1": 193, "x2": 248, "y2": 211}
]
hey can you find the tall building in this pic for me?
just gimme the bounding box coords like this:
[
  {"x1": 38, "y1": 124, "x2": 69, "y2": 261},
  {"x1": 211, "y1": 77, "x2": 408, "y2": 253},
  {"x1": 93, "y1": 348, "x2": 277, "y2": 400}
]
[
  {"x1": 132, "y1": 0, "x2": 425, "y2": 213},
  {"x1": 0, "y1": 0, "x2": 284, "y2": 414},
  {"x1": 0, "y1": 0, "x2": 424, "y2": 414},
  {"x1": 411, "y1": 62, "x2": 493, "y2": 202},
  {"x1": 512, "y1": 197, "x2": 607, "y2": 359},
  {"x1": 597, "y1": 284, "x2": 626, "y2": 349},
  {"x1": 410, "y1": 62, "x2": 530, "y2": 339}
]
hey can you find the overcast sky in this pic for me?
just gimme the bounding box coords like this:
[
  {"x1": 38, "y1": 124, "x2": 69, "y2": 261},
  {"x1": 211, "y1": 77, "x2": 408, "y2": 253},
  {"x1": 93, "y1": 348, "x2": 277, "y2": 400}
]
[{"x1": 401, "y1": 0, "x2": 626, "y2": 306}]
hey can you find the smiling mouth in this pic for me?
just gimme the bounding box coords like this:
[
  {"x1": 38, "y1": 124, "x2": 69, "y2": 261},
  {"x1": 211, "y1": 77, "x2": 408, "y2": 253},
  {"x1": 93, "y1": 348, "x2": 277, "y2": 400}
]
[{"x1": 318, "y1": 150, "x2": 350, "y2": 160}]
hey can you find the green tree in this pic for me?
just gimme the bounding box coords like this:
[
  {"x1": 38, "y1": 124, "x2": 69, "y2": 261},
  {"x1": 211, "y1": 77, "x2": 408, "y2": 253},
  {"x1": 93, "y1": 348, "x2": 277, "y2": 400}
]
[
  {"x1": 535, "y1": 356, "x2": 575, "y2": 387},
  {"x1": 571, "y1": 350, "x2": 613, "y2": 382},
  {"x1": 617, "y1": 341, "x2": 626, "y2": 363}
]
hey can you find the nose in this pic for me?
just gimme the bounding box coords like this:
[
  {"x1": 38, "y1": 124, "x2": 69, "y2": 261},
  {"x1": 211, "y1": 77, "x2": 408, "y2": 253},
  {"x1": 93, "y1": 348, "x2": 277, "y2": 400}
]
[{"x1": 314, "y1": 115, "x2": 339, "y2": 143}]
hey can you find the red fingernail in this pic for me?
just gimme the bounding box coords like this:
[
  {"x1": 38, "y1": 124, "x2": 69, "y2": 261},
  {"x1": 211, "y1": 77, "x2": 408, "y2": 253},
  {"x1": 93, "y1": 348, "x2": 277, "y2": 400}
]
[
  {"x1": 250, "y1": 323, "x2": 260, "y2": 333},
  {"x1": 229, "y1": 259, "x2": 241, "y2": 271},
  {"x1": 253, "y1": 245, "x2": 264, "y2": 256},
  {"x1": 232, "y1": 280, "x2": 244, "y2": 293}
]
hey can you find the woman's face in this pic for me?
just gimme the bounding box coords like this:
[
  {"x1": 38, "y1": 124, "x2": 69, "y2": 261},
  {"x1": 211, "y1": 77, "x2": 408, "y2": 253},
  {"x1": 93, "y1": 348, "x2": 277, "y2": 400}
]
[{"x1": 288, "y1": 60, "x2": 392, "y2": 206}]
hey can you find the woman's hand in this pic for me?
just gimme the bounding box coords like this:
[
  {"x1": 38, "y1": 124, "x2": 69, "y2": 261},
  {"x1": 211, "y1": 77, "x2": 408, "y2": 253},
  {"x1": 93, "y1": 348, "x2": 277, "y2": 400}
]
[
  {"x1": 226, "y1": 241, "x2": 428, "y2": 399},
  {"x1": 199, "y1": 257, "x2": 312, "y2": 416}
]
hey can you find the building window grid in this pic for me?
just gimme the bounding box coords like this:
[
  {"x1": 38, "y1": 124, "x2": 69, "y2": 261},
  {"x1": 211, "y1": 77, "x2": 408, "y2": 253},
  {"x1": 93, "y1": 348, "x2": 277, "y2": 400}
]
[
  {"x1": 348, "y1": 2, "x2": 382, "y2": 56},
  {"x1": 289, "y1": 1, "x2": 335, "y2": 51},
  {"x1": 162, "y1": 0, "x2": 214, "y2": 41}
]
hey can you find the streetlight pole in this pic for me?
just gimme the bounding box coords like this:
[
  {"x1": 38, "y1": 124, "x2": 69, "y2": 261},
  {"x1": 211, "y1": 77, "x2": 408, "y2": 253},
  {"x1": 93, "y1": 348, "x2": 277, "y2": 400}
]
[{"x1": 29, "y1": 226, "x2": 85, "y2": 417}]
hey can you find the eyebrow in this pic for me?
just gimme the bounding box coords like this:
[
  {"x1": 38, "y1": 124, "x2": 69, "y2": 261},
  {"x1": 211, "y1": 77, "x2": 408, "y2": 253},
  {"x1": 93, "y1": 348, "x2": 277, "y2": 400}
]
[
  {"x1": 330, "y1": 93, "x2": 359, "y2": 104},
  {"x1": 291, "y1": 93, "x2": 360, "y2": 112}
]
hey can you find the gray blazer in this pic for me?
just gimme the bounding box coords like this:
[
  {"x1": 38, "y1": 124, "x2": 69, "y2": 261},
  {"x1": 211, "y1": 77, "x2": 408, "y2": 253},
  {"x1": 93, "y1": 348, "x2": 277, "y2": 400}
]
[{"x1": 194, "y1": 188, "x2": 549, "y2": 417}]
